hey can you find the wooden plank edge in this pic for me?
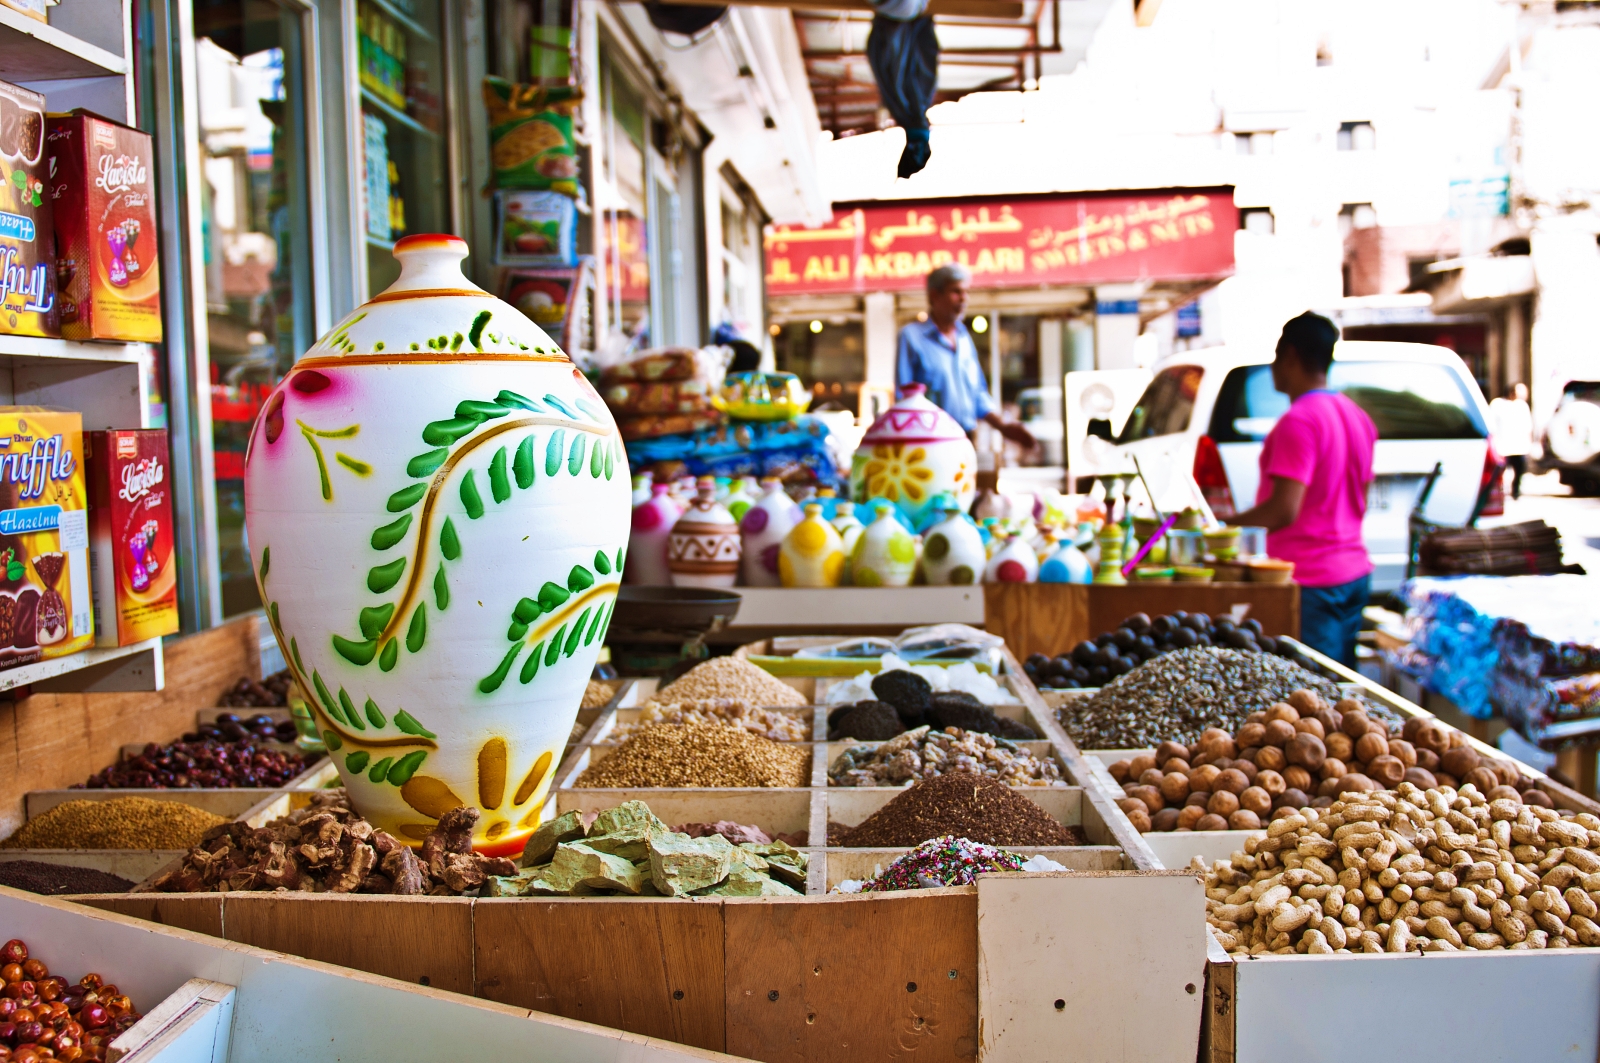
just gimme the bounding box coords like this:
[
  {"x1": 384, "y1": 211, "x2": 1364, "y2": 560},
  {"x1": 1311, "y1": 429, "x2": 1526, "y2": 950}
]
[{"x1": 1011, "y1": 652, "x2": 1162, "y2": 869}]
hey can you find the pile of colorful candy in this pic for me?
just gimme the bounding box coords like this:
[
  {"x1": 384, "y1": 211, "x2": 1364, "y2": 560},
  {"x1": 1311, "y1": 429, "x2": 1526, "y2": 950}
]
[{"x1": 851, "y1": 836, "x2": 1024, "y2": 892}]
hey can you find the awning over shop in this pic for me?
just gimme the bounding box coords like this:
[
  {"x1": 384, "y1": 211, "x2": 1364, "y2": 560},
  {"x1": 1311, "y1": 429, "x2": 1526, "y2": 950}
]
[
  {"x1": 763, "y1": 188, "x2": 1237, "y2": 295},
  {"x1": 1424, "y1": 254, "x2": 1536, "y2": 312}
]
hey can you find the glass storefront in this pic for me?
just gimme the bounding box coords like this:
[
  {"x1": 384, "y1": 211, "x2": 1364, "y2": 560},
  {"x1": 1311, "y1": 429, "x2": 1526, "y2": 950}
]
[
  {"x1": 358, "y1": 0, "x2": 452, "y2": 295},
  {"x1": 129, "y1": 0, "x2": 715, "y2": 632},
  {"x1": 600, "y1": 55, "x2": 649, "y2": 348},
  {"x1": 194, "y1": 0, "x2": 316, "y2": 618},
  {"x1": 774, "y1": 320, "x2": 865, "y2": 414}
]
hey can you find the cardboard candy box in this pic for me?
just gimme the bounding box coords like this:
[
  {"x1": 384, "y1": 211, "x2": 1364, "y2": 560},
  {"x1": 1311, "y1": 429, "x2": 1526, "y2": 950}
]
[
  {"x1": 46, "y1": 110, "x2": 163, "y2": 343},
  {"x1": 87, "y1": 429, "x2": 178, "y2": 646},
  {"x1": 0, "y1": 408, "x2": 93, "y2": 669},
  {"x1": 0, "y1": 79, "x2": 58, "y2": 338}
]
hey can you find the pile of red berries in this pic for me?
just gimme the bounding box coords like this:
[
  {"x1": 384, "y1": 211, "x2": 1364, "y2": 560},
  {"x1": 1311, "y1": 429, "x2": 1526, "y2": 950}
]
[{"x1": 0, "y1": 939, "x2": 141, "y2": 1062}]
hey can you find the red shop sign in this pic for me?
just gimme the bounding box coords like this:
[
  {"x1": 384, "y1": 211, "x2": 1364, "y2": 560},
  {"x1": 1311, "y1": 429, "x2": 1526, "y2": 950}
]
[{"x1": 763, "y1": 190, "x2": 1237, "y2": 295}]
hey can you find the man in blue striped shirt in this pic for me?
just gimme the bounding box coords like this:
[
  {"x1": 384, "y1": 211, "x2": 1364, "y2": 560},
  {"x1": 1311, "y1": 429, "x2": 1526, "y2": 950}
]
[{"x1": 895, "y1": 264, "x2": 1037, "y2": 448}]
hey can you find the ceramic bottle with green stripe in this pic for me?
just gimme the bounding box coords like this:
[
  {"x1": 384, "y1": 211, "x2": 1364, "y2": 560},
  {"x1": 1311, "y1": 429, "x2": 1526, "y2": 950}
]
[{"x1": 241, "y1": 234, "x2": 629, "y2": 856}]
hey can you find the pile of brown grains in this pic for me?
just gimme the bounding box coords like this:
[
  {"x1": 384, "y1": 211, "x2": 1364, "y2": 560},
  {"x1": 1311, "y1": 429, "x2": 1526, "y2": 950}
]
[
  {"x1": 839, "y1": 774, "x2": 1084, "y2": 848},
  {"x1": 0, "y1": 859, "x2": 135, "y2": 895},
  {"x1": 582, "y1": 679, "x2": 620, "y2": 709},
  {"x1": 576, "y1": 723, "x2": 810, "y2": 788},
  {"x1": 646, "y1": 656, "x2": 807, "y2": 710},
  {"x1": 617, "y1": 699, "x2": 811, "y2": 741},
  {"x1": 1, "y1": 798, "x2": 228, "y2": 850}
]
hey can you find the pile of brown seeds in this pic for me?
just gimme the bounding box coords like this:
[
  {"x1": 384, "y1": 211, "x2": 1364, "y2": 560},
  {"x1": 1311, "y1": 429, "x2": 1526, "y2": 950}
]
[
  {"x1": 840, "y1": 774, "x2": 1084, "y2": 848},
  {"x1": 576, "y1": 723, "x2": 810, "y2": 788},
  {"x1": 1, "y1": 798, "x2": 227, "y2": 850},
  {"x1": 1057, "y1": 646, "x2": 1385, "y2": 750},
  {"x1": 582, "y1": 679, "x2": 619, "y2": 709},
  {"x1": 616, "y1": 699, "x2": 810, "y2": 741},
  {"x1": 0, "y1": 859, "x2": 136, "y2": 895},
  {"x1": 646, "y1": 656, "x2": 807, "y2": 709}
]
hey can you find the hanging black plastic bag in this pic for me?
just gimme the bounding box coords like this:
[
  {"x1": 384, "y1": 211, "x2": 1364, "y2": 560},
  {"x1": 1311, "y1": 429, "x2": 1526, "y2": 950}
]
[
  {"x1": 866, "y1": 0, "x2": 937, "y2": 178},
  {"x1": 645, "y1": 2, "x2": 726, "y2": 37}
]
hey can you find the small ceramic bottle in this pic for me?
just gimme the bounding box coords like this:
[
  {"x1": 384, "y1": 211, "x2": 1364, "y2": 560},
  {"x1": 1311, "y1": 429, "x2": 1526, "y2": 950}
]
[
  {"x1": 779, "y1": 503, "x2": 845, "y2": 587},
  {"x1": 920, "y1": 502, "x2": 987, "y2": 586},
  {"x1": 985, "y1": 532, "x2": 1039, "y2": 583},
  {"x1": 850, "y1": 501, "x2": 918, "y2": 587},
  {"x1": 740, "y1": 478, "x2": 802, "y2": 586},
  {"x1": 830, "y1": 500, "x2": 865, "y2": 581},
  {"x1": 626, "y1": 482, "x2": 681, "y2": 584},
  {"x1": 667, "y1": 478, "x2": 741, "y2": 588},
  {"x1": 814, "y1": 486, "x2": 839, "y2": 521},
  {"x1": 722, "y1": 476, "x2": 758, "y2": 522},
  {"x1": 1039, "y1": 537, "x2": 1094, "y2": 584}
]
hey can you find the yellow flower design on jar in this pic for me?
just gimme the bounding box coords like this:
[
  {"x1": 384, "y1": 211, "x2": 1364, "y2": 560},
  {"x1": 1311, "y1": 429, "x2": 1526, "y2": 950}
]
[{"x1": 861, "y1": 444, "x2": 936, "y2": 503}]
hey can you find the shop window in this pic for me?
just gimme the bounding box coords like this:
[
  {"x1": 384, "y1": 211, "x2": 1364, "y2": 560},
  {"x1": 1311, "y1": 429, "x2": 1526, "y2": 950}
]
[
  {"x1": 1339, "y1": 202, "x2": 1377, "y2": 236},
  {"x1": 194, "y1": 2, "x2": 316, "y2": 618},
  {"x1": 719, "y1": 171, "x2": 766, "y2": 341},
  {"x1": 1233, "y1": 131, "x2": 1274, "y2": 156},
  {"x1": 1337, "y1": 121, "x2": 1375, "y2": 151},
  {"x1": 357, "y1": 0, "x2": 452, "y2": 294},
  {"x1": 774, "y1": 321, "x2": 865, "y2": 414},
  {"x1": 1239, "y1": 207, "x2": 1275, "y2": 234},
  {"x1": 997, "y1": 314, "x2": 1039, "y2": 406},
  {"x1": 600, "y1": 55, "x2": 650, "y2": 348}
]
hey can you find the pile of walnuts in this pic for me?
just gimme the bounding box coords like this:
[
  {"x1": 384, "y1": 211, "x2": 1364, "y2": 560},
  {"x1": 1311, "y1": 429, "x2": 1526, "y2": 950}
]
[
  {"x1": 1113, "y1": 689, "x2": 1559, "y2": 833},
  {"x1": 152, "y1": 789, "x2": 514, "y2": 895},
  {"x1": 1201, "y1": 780, "x2": 1600, "y2": 955}
]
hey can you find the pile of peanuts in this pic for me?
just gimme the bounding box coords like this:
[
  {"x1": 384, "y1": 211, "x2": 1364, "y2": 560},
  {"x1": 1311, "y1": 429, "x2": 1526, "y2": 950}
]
[
  {"x1": 1200, "y1": 780, "x2": 1600, "y2": 955},
  {"x1": 1109, "y1": 688, "x2": 1555, "y2": 833}
]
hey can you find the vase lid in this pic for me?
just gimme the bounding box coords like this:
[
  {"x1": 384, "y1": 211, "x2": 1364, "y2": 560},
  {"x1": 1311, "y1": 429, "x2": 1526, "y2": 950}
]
[
  {"x1": 298, "y1": 234, "x2": 564, "y2": 363},
  {"x1": 861, "y1": 384, "x2": 970, "y2": 446}
]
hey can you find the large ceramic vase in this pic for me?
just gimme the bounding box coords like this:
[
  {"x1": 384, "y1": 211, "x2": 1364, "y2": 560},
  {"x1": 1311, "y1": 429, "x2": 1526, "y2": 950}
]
[
  {"x1": 849, "y1": 384, "x2": 977, "y2": 530},
  {"x1": 242, "y1": 235, "x2": 630, "y2": 856},
  {"x1": 667, "y1": 478, "x2": 741, "y2": 588}
]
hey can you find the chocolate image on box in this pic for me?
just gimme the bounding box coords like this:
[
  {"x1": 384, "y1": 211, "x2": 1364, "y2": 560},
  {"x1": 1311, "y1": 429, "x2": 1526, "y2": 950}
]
[
  {"x1": 33, "y1": 551, "x2": 65, "y2": 644},
  {"x1": 17, "y1": 111, "x2": 41, "y2": 163},
  {"x1": 0, "y1": 94, "x2": 15, "y2": 156},
  {"x1": 0, "y1": 594, "x2": 16, "y2": 645},
  {"x1": 14, "y1": 587, "x2": 39, "y2": 649}
]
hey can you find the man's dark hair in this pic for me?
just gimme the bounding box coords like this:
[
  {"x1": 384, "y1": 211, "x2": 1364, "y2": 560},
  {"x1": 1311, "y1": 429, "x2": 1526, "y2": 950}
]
[{"x1": 1279, "y1": 311, "x2": 1340, "y2": 375}]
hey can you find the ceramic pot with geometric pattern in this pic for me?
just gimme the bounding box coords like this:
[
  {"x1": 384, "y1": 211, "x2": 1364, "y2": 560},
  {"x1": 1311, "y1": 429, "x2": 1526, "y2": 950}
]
[{"x1": 667, "y1": 477, "x2": 741, "y2": 588}]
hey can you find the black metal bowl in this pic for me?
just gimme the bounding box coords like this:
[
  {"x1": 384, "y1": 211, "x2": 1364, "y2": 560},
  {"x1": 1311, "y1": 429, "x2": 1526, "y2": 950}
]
[{"x1": 611, "y1": 585, "x2": 742, "y2": 633}]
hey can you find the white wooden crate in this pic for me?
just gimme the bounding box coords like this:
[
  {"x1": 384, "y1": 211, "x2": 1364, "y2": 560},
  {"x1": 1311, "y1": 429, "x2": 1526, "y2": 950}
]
[{"x1": 1, "y1": 886, "x2": 750, "y2": 1063}]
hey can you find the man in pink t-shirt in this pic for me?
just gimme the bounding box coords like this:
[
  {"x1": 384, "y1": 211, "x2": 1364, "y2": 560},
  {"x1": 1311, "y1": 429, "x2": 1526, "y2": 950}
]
[{"x1": 1229, "y1": 312, "x2": 1376, "y2": 665}]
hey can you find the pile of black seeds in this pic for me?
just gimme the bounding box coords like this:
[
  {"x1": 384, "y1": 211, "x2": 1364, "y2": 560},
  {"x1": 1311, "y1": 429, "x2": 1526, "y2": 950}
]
[
  {"x1": 925, "y1": 691, "x2": 1039, "y2": 740},
  {"x1": 870, "y1": 670, "x2": 932, "y2": 727},
  {"x1": 827, "y1": 701, "x2": 905, "y2": 741},
  {"x1": 864, "y1": 672, "x2": 1039, "y2": 741},
  {"x1": 0, "y1": 860, "x2": 135, "y2": 895},
  {"x1": 839, "y1": 774, "x2": 1083, "y2": 848},
  {"x1": 1056, "y1": 646, "x2": 1385, "y2": 749}
]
